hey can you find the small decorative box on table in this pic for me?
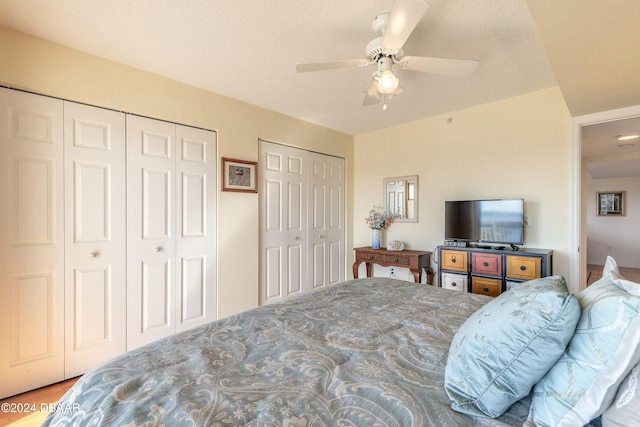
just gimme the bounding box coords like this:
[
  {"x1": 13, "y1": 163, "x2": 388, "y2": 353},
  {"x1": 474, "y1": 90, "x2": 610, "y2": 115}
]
[{"x1": 353, "y1": 246, "x2": 432, "y2": 284}]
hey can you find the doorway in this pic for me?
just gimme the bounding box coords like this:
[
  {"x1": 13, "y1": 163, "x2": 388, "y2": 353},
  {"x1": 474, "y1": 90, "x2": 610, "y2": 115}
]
[{"x1": 572, "y1": 105, "x2": 640, "y2": 292}]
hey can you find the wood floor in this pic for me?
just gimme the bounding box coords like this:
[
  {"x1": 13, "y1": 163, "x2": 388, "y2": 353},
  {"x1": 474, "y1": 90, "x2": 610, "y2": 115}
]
[
  {"x1": 0, "y1": 377, "x2": 79, "y2": 426},
  {"x1": 587, "y1": 264, "x2": 640, "y2": 286}
]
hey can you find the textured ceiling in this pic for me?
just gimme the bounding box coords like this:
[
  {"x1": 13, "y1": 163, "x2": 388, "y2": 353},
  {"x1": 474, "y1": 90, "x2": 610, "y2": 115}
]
[
  {"x1": 582, "y1": 117, "x2": 640, "y2": 179},
  {"x1": 525, "y1": 0, "x2": 640, "y2": 118},
  {"x1": 1, "y1": 0, "x2": 639, "y2": 179},
  {"x1": 525, "y1": 0, "x2": 640, "y2": 180},
  {"x1": 0, "y1": 0, "x2": 558, "y2": 135}
]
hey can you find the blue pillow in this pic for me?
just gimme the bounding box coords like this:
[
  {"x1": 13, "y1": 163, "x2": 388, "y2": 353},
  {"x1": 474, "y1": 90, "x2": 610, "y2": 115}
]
[
  {"x1": 526, "y1": 257, "x2": 640, "y2": 427},
  {"x1": 445, "y1": 275, "x2": 580, "y2": 418}
]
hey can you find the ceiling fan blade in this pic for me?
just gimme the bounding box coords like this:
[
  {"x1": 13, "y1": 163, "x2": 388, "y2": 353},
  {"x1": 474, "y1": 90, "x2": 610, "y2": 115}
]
[
  {"x1": 399, "y1": 56, "x2": 479, "y2": 76},
  {"x1": 295, "y1": 59, "x2": 369, "y2": 72},
  {"x1": 382, "y1": 0, "x2": 429, "y2": 52},
  {"x1": 388, "y1": 87, "x2": 404, "y2": 99},
  {"x1": 362, "y1": 75, "x2": 381, "y2": 106},
  {"x1": 362, "y1": 92, "x2": 381, "y2": 106}
]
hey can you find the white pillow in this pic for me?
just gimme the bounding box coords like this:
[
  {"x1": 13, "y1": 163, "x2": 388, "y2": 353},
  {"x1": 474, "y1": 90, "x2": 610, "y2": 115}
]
[
  {"x1": 526, "y1": 256, "x2": 640, "y2": 427},
  {"x1": 602, "y1": 363, "x2": 640, "y2": 427},
  {"x1": 611, "y1": 270, "x2": 640, "y2": 295}
]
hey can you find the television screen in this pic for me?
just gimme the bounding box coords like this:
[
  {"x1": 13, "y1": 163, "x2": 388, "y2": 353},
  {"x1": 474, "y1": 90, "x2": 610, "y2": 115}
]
[{"x1": 445, "y1": 199, "x2": 524, "y2": 245}]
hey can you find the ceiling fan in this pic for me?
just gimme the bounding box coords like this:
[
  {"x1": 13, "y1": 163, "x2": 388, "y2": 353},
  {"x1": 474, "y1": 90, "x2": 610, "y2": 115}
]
[{"x1": 295, "y1": 0, "x2": 479, "y2": 108}]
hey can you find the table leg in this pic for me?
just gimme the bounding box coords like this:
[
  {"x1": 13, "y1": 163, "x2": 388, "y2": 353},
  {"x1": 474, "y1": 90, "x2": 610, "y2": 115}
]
[
  {"x1": 410, "y1": 269, "x2": 420, "y2": 283},
  {"x1": 365, "y1": 262, "x2": 373, "y2": 277},
  {"x1": 352, "y1": 261, "x2": 362, "y2": 279}
]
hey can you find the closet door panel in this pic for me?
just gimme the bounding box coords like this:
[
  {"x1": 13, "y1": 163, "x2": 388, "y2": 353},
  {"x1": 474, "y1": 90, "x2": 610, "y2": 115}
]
[
  {"x1": 142, "y1": 259, "x2": 171, "y2": 330},
  {"x1": 175, "y1": 125, "x2": 216, "y2": 332},
  {"x1": 12, "y1": 157, "x2": 56, "y2": 244},
  {"x1": 259, "y1": 141, "x2": 345, "y2": 304},
  {"x1": 311, "y1": 241, "x2": 326, "y2": 289},
  {"x1": 309, "y1": 154, "x2": 345, "y2": 289},
  {"x1": 64, "y1": 101, "x2": 126, "y2": 377},
  {"x1": 325, "y1": 158, "x2": 345, "y2": 286},
  {"x1": 143, "y1": 169, "x2": 171, "y2": 238},
  {"x1": 127, "y1": 115, "x2": 176, "y2": 350},
  {"x1": 72, "y1": 268, "x2": 111, "y2": 346},
  {"x1": 284, "y1": 152, "x2": 306, "y2": 298},
  {"x1": 287, "y1": 178, "x2": 304, "y2": 295},
  {"x1": 263, "y1": 177, "x2": 284, "y2": 302},
  {"x1": 0, "y1": 88, "x2": 64, "y2": 398},
  {"x1": 265, "y1": 246, "x2": 282, "y2": 301},
  {"x1": 307, "y1": 155, "x2": 329, "y2": 290},
  {"x1": 259, "y1": 143, "x2": 306, "y2": 304},
  {"x1": 329, "y1": 241, "x2": 342, "y2": 284}
]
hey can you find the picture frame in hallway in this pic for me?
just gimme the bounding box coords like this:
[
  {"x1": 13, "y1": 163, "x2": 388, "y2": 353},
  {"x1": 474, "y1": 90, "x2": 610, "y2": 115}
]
[
  {"x1": 222, "y1": 157, "x2": 258, "y2": 193},
  {"x1": 596, "y1": 191, "x2": 625, "y2": 216}
]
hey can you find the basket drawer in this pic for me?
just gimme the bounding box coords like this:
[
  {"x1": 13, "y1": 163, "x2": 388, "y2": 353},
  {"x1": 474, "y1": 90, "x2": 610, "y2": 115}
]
[
  {"x1": 441, "y1": 249, "x2": 467, "y2": 272},
  {"x1": 471, "y1": 276, "x2": 502, "y2": 297},
  {"x1": 441, "y1": 272, "x2": 467, "y2": 292},
  {"x1": 471, "y1": 252, "x2": 502, "y2": 276},
  {"x1": 506, "y1": 255, "x2": 541, "y2": 280}
]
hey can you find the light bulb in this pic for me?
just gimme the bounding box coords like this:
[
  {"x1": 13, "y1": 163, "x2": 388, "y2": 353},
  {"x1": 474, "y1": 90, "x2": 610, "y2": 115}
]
[{"x1": 377, "y1": 70, "x2": 399, "y2": 94}]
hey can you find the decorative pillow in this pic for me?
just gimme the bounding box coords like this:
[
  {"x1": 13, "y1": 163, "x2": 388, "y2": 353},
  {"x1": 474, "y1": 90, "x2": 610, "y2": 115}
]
[
  {"x1": 444, "y1": 275, "x2": 580, "y2": 418},
  {"x1": 526, "y1": 257, "x2": 640, "y2": 427},
  {"x1": 601, "y1": 363, "x2": 640, "y2": 427},
  {"x1": 611, "y1": 270, "x2": 640, "y2": 296}
]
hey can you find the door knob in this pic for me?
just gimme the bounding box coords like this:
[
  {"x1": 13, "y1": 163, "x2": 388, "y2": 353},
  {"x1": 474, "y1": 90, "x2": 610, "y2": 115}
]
[
  {"x1": 90, "y1": 252, "x2": 98, "y2": 258},
  {"x1": 155, "y1": 246, "x2": 162, "y2": 252}
]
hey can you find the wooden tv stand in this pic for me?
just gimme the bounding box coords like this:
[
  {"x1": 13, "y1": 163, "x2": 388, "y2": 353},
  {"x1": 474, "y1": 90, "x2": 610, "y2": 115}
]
[
  {"x1": 437, "y1": 245, "x2": 553, "y2": 297},
  {"x1": 353, "y1": 246, "x2": 432, "y2": 284}
]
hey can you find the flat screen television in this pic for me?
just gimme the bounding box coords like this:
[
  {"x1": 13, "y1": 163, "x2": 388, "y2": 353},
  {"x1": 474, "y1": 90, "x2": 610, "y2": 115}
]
[{"x1": 445, "y1": 199, "x2": 524, "y2": 245}]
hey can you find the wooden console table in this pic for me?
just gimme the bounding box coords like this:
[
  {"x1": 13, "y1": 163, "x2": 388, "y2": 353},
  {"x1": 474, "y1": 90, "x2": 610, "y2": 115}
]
[{"x1": 353, "y1": 247, "x2": 432, "y2": 284}]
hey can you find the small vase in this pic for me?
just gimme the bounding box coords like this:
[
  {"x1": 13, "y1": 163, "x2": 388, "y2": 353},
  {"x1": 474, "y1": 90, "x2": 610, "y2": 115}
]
[{"x1": 372, "y1": 228, "x2": 381, "y2": 249}]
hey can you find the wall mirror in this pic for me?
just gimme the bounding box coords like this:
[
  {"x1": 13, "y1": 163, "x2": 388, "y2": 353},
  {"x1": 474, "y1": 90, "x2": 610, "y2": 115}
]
[{"x1": 383, "y1": 175, "x2": 418, "y2": 222}]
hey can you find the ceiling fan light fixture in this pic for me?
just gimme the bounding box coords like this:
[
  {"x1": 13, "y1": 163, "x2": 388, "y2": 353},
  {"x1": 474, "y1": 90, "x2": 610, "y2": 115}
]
[{"x1": 377, "y1": 69, "x2": 399, "y2": 94}]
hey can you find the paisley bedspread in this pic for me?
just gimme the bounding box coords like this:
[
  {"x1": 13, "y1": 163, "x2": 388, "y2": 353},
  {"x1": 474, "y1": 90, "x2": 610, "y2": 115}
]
[{"x1": 42, "y1": 278, "x2": 534, "y2": 426}]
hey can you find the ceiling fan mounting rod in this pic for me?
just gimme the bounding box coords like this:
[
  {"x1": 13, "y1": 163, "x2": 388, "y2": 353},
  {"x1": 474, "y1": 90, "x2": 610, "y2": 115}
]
[
  {"x1": 377, "y1": 56, "x2": 393, "y2": 73},
  {"x1": 366, "y1": 36, "x2": 404, "y2": 61}
]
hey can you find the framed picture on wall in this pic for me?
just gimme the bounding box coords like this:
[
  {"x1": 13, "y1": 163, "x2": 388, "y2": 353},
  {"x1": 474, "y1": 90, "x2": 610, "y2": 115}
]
[
  {"x1": 596, "y1": 191, "x2": 625, "y2": 216},
  {"x1": 222, "y1": 157, "x2": 258, "y2": 193}
]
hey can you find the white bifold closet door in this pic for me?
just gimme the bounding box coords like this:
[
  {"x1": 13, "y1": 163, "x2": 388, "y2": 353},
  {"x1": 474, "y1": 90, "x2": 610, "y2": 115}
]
[
  {"x1": 0, "y1": 88, "x2": 65, "y2": 398},
  {"x1": 63, "y1": 101, "x2": 127, "y2": 378},
  {"x1": 126, "y1": 115, "x2": 216, "y2": 350},
  {"x1": 259, "y1": 140, "x2": 345, "y2": 305},
  {"x1": 308, "y1": 152, "x2": 345, "y2": 290},
  {"x1": 0, "y1": 89, "x2": 218, "y2": 398}
]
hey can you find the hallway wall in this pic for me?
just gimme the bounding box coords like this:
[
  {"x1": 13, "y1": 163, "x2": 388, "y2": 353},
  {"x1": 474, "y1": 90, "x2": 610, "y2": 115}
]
[{"x1": 586, "y1": 174, "x2": 640, "y2": 268}]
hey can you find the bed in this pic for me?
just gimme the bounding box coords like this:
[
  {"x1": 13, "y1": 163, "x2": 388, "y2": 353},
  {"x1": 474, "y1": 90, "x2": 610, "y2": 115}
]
[
  {"x1": 43, "y1": 278, "x2": 533, "y2": 426},
  {"x1": 43, "y1": 270, "x2": 639, "y2": 426}
]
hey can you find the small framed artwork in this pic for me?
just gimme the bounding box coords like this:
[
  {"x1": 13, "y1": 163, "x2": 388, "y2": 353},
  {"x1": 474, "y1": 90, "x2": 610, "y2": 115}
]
[
  {"x1": 596, "y1": 191, "x2": 625, "y2": 216},
  {"x1": 221, "y1": 157, "x2": 258, "y2": 193}
]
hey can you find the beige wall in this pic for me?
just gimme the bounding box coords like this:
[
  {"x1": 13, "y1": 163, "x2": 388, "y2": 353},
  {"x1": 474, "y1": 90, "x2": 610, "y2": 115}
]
[
  {"x1": 0, "y1": 26, "x2": 354, "y2": 318},
  {"x1": 586, "y1": 174, "x2": 640, "y2": 268},
  {"x1": 353, "y1": 88, "x2": 576, "y2": 290},
  {"x1": 1, "y1": 25, "x2": 580, "y2": 303}
]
